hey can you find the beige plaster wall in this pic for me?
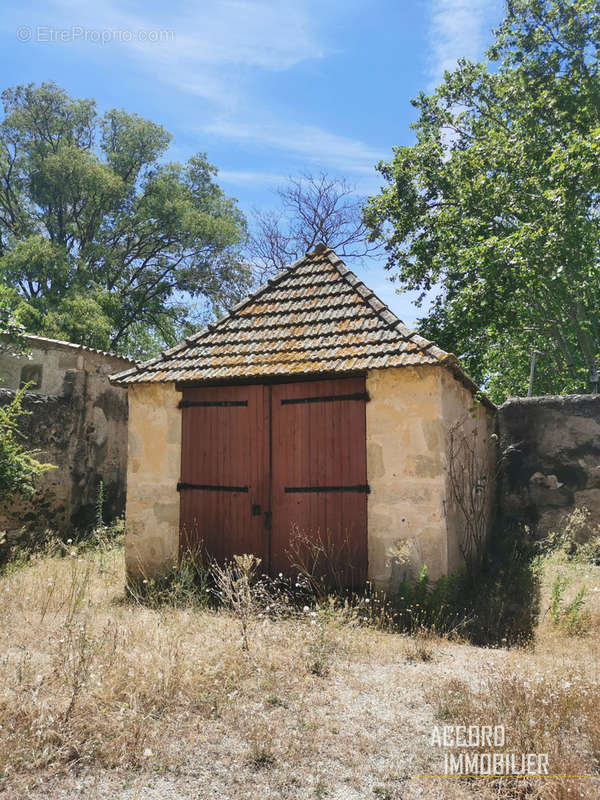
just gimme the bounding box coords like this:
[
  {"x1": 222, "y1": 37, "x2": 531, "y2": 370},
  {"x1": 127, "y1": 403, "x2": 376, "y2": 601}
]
[
  {"x1": 125, "y1": 382, "x2": 182, "y2": 578},
  {"x1": 366, "y1": 365, "x2": 496, "y2": 589},
  {"x1": 366, "y1": 366, "x2": 448, "y2": 586}
]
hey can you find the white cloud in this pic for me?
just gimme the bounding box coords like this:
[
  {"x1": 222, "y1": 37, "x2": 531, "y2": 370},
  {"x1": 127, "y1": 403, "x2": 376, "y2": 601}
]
[
  {"x1": 9, "y1": 1, "x2": 390, "y2": 180},
  {"x1": 46, "y1": 0, "x2": 325, "y2": 104},
  {"x1": 204, "y1": 118, "x2": 385, "y2": 175},
  {"x1": 217, "y1": 169, "x2": 288, "y2": 186},
  {"x1": 162, "y1": 0, "x2": 322, "y2": 70},
  {"x1": 427, "y1": 0, "x2": 503, "y2": 89}
]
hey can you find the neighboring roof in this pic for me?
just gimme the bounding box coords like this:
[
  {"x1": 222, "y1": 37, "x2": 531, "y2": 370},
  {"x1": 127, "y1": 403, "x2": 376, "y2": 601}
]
[
  {"x1": 1, "y1": 333, "x2": 136, "y2": 364},
  {"x1": 111, "y1": 245, "x2": 482, "y2": 399}
]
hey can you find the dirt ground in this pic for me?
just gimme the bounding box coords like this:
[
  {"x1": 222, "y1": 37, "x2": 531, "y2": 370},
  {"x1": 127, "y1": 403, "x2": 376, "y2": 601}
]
[{"x1": 1, "y1": 544, "x2": 599, "y2": 800}]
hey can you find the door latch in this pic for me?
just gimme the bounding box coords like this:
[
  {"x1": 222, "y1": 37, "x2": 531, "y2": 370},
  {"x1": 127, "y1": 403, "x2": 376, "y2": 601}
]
[
  {"x1": 251, "y1": 504, "x2": 262, "y2": 516},
  {"x1": 264, "y1": 510, "x2": 272, "y2": 530}
]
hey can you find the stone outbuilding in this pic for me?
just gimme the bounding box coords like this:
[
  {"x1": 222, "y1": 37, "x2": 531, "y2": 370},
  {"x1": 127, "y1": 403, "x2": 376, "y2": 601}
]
[
  {"x1": 112, "y1": 245, "x2": 496, "y2": 589},
  {"x1": 0, "y1": 334, "x2": 134, "y2": 536}
]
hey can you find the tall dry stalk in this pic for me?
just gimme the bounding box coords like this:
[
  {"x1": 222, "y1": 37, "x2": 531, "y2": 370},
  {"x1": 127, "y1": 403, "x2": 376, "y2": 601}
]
[{"x1": 211, "y1": 554, "x2": 261, "y2": 652}]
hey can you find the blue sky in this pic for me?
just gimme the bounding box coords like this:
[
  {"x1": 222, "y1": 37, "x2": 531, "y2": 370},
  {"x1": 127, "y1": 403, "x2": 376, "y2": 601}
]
[{"x1": 1, "y1": 0, "x2": 503, "y2": 325}]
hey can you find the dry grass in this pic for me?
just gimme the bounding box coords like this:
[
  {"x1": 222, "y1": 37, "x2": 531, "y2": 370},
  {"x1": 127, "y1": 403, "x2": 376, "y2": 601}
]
[
  {"x1": 1, "y1": 540, "x2": 599, "y2": 799},
  {"x1": 426, "y1": 547, "x2": 600, "y2": 800},
  {"x1": 0, "y1": 541, "x2": 439, "y2": 799},
  {"x1": 428, "y1": 667, "x2": 600, "y2": 799}
]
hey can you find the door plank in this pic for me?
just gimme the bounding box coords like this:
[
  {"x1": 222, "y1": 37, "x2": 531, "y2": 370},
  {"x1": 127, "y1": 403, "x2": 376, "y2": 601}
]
[
  {"x1": 270, "y1": 377, "x2": 368, "y2": 587},
  {"x1": 179, "y1": 384, "x2": 268, "y2": 566}
]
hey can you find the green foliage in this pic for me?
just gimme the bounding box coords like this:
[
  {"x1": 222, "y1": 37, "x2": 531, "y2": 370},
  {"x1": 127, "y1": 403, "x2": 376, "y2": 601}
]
[
  {"x1": 540, "y1": 505, "x2": 600, "y2": 563},
  {"x1": 0, "y1": 387, "x2": 54, "y2": 503},
  {"x1": 125, "y1": 547, "x2": 213, "y2": 609},
  {"x1": 390, "y1": 525, "x2": 541, "y2": 645},
  {"x1": 549, "y1": 573, "x2": 591, "y2": 635},
  {"x1": 365, "y1": 0, "x2": 600, "y2": 401},
  {"x1": 0, "y1": 82, "x2": 250, "y2": 358}
]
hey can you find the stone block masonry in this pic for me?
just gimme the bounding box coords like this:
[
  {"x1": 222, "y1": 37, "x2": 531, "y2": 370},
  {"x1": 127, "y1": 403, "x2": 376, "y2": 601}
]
[
  {"x1": 0, "y1": 336, "x2": 133, "y2": 537},
  {"x1": 497, "y1": 394, "x2": 600, "y2": 537},
  {"x1": 366, "y1": 365, "x2": 496, "y2": 587}
]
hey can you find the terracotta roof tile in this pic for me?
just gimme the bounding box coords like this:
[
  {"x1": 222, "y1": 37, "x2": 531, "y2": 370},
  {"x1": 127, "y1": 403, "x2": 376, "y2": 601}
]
[{"x1": 111, "y1": 245, "x2": 457, "y2": 385}]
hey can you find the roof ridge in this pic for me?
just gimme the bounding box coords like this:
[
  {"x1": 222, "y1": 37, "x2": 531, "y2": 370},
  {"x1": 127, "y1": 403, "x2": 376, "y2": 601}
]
[
  {"x1": 322, "y1": 248, "x2": 449, "y2": 357},
  {"x1": 2, "y1": 332, "x2": 137, "y2": 363}
]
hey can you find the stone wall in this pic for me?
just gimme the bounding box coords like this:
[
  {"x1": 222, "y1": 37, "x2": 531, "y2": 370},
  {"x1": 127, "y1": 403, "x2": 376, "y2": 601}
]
[
  {"x1": 497, "y1": 395, "x2": 600, "y2": 536},
  {"x1": 125, "y1": 382, "x2": 182, "y2": 578},
  {"x1": 0, "y1": 337, "x2": 133, "y2": 535},
  {"x1": 366, "y1": 365, "x2": 496, "y2": 587}
]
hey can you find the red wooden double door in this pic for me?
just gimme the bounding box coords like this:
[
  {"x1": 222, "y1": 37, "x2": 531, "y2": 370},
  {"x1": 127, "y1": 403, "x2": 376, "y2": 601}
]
[{"x1": 179, "y1": 376, "x2": 368, "y2": 586}]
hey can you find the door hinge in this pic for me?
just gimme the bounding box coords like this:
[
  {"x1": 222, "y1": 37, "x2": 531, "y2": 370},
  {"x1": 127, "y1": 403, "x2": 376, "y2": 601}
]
[
  {"x1": 284, "y1": 484, "x2": 370, "y2": 494},
  {"x1": 264, "y1": 510, "x2": 272, "y2": 530},
  {"x1": 177, "y1": 482, "x2": 248, "y2": 492}
]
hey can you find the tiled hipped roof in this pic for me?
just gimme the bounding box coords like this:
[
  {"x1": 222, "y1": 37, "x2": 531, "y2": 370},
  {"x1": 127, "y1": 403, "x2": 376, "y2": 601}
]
[{"x1": 111, "y1": 245, "x2": 460, "y2": 385}]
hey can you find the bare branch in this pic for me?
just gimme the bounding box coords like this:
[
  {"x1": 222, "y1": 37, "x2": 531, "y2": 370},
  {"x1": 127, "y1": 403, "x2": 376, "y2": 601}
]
[{"x1": 247, "y1": 172, "x2": 382, "y2": 278}]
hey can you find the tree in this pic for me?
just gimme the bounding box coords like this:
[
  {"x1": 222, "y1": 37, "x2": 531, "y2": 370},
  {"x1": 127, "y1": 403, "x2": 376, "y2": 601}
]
[
  {"x1": 364, "y1": 0, "x2": 600, "y2": 401},
  {"x1": 0, "y1": 83, "x2": 250, "y2": 359},
  {"x1": 248, "y1": 173, "x2": 380, "y2": 278},
  {"x1": 0, "y1": 388, "x2": 54, "y2": 505}
]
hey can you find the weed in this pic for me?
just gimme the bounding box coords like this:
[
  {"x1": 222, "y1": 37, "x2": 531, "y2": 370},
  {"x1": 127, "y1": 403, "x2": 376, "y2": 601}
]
[
  {"x1": 405, "y1": 630, "x2": 435, "y2": 663},
  {"x1": 286, "y1": 525, "x2": 364, "y2": 599},
  {"x1": 304, "y1": 601, "x2": 337, "y2": 677},
  {"x1": 541, "y1": 507, "x2": 600, "y2": 565},
  {"x1": 372, "y1": 787, "x2": 392, "y2": 800},
  {"x1": 212, "y1": 554, "x2": 262, "y2": 652},
  {"x1": 247, "y1": 728, "x2": 275, "y2": 769},
  {"x1": 386, "y1": 522, "x2": 542, "y2": 645},
  {"x1": 314, "y1": 779, "x2": 329, "y2": 798},
  {"x1": 429, "y1": 668, "x2": 600, "y2": 799},
  {"x1": 95, "y1": 480, "x2": 105, "y2": 530},
  {"x1": 549, "y1": 574, "x2": 591, "y2": 635},
  {"x1": 1, "y1": 522, "x2": 599, "y2": 799},
  {"x1": 265, "y1": 695, "x2": 286, "y2": 707},
  {"x1": 126, "y1": 546, "x2": 212, "y2": 609}
]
